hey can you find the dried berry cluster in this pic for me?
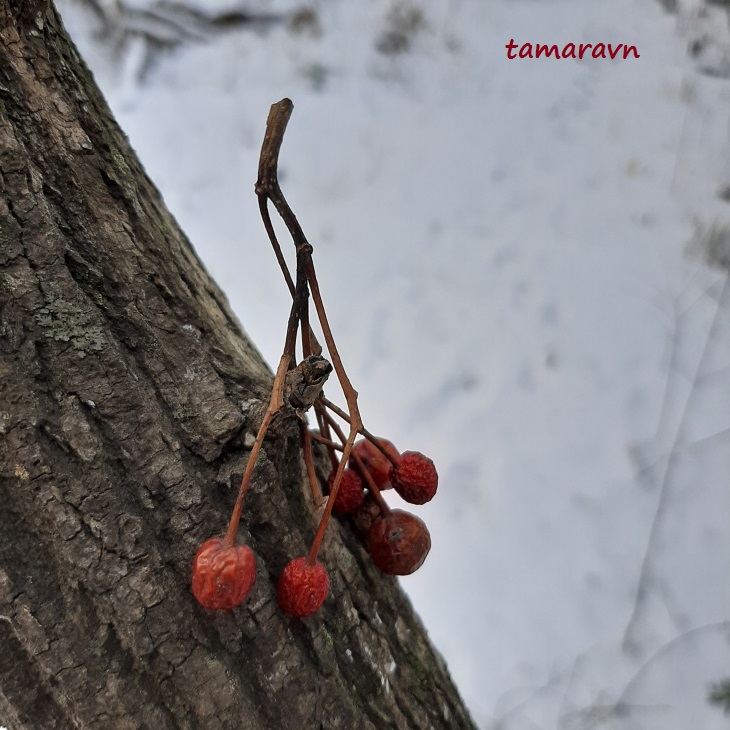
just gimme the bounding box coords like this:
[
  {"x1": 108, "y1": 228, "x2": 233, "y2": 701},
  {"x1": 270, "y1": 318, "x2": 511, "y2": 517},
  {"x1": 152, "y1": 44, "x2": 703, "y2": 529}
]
[
  {"x1": 319, "y1": 433, "x2": 438, "y2": 577},
  {"x1": 191, "y1": 99, "x2": 438, "y2": 618}
]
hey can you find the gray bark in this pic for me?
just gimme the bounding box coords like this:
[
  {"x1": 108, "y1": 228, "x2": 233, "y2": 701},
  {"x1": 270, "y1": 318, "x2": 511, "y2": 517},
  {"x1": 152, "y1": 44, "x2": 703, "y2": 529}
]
[{"x1": 0, "y1": 2, "x2": 477, "y2": 728}]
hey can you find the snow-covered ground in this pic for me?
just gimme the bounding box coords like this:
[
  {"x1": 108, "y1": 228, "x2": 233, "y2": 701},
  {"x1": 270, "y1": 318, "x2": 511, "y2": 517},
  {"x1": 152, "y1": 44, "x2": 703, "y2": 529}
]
[{"x1": 53, "y1": 0, "x2": 730, "y2": 727}]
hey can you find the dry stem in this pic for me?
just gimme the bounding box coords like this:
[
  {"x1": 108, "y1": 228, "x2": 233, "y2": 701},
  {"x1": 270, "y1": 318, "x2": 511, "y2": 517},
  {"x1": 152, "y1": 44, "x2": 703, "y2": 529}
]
[
  {"x1": 320, "y1": 408, "x2": 390, "y2": 516},
  {"x1": 299, "y1": 420, "x2": 325, "y2": 508},
  {"x1": 320, "y1": 396, "x2": 399, "y2": 466},
  {"x1": 222, "y1": 266, "x2": 307, "y2": 549},
  {"x1": 254, "y1": 98, "x2": 366, "y2": 566}
]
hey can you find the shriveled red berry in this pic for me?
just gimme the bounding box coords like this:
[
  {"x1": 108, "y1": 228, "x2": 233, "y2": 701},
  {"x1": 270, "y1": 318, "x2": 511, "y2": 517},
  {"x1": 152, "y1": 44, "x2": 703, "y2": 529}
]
[
  {"x1": 350, "y1": 438, "x2": 399, "y2": 489},
  {"x1": 277, "y1": 557, "x2": 330, "y2": 617},
  {"x1": 390, "y1": 451, "x2": 438, "y2": 505},
  {"x1": 328, "y1": 468, "x2": 365, "y2": 514},
  {"x1": 191, "y1": 537, "x2": 256, "y2": 610},
  {"x1": 368, "y1": 509, "x2": 431, "y2": 575}
]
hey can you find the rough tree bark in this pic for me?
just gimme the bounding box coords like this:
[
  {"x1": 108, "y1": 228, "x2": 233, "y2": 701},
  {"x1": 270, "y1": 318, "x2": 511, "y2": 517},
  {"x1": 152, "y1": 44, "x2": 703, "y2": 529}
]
[{"x1": 0, "y1": 2, "x2": 477, "y2": 728}]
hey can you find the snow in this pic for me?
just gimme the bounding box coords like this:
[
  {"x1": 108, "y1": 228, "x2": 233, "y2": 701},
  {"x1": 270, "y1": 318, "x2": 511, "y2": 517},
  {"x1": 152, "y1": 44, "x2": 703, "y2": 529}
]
[{"x1": 46, "y1": 0, "x2": 730, "y2": 727}]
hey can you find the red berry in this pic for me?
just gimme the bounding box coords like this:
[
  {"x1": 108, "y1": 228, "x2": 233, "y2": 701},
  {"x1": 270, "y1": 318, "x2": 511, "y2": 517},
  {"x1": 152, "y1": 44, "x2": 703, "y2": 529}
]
[
  {"x1": 191, "y1": 537, "x2": 256, "y2": 610},
  {"x1": 328, "y1": 469, "x2": 365, "y2": 514},
  {"x1": 390, "y1": 451, "x2": 438, "y2": 505},
  {"x1": 350, "y1": 438, "x2": 399, "y2": 489},
  {"x1": 277, "y1": 557, "x2": 330, "y2": 617},
  {"x1": 368, "y1": 509, "x2": 431, "y2": 575}
]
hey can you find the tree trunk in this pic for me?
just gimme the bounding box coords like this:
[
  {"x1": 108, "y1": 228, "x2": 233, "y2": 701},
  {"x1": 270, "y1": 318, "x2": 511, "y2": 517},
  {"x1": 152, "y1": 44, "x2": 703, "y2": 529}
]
[{"x1": 0, "y1": 2, "x2": 476, "y2": 728}]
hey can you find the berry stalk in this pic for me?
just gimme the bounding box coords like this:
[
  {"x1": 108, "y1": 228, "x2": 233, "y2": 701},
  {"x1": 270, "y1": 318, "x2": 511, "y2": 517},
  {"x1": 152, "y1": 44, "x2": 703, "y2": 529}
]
[
  {"x1": 320, "y1": 408, "x2": 390, "y2": 516},
  {"x1": 222, "y1": 357, "x2": 285, "y2": 549},
  {"x1": 299, "y1": 419, "x2": 324, "y2": 508},
  {"x1": 320, "y1": 397, "x2": 400, "y2": 468},
  {"x1": 223, "y1": 264, "x2": 307, "y2": 549},
  {"x1": 305, "y1": 435, "x2": 357, "y2": 565},
  {"x1": 349, "y1": 449, "x2": 390, "y2": 515}
]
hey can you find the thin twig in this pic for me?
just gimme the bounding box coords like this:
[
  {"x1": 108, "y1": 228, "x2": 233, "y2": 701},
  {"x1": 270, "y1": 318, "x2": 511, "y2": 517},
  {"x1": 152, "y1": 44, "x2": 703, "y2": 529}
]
[
  {"x1": 314, "y1": 401, "x2": 340, "y2": 472},
  {"x1": 309, "y1": 431, "x2": 343, "y2": 451},
  {"x1": 351, "y1": 450, "x2": 390, "y2": 516},
  {"x1": 299, "y1": 419, "x2": 324, "y2": 507},
  {"x1": 255, "y1": 100, "x2": 312, "y2": 253},
  {"x1": 319, "y1": 396, "x2": 399, "y2": 466},
  {"x1": 320, "y1": 408, "x2": 389, "y2": 515},
  {"x1": 258, "y1": 197, "x2": 295, "y2": 297},
  {"x1": 310, "y1": 427, "x2": 391, "y2": 511},
  {"x1": 304, "y1": 261, "x2": 361, "y2": 429},
  {"x1": 256, "y1": 98, "x2": 321, "y2": 356},
  {"x1": 254, "y1": 98, "x2": 366, "y2": 566},
  {"x1": 222, "y1": 267, "x2": 307, "y2": 549}
]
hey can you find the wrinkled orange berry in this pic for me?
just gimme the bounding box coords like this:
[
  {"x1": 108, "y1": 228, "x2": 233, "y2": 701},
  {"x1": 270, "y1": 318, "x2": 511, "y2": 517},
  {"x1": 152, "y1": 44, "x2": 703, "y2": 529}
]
[
  {"x1": 191, "y1": 537, "x2": 256, "y2": 610},
  {"x1": 277, "y1": 557, "x2": 329, "y2": 617}
]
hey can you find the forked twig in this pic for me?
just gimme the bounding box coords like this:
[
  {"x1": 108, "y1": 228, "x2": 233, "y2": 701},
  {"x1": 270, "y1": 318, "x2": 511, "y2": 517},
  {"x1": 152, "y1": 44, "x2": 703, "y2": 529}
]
[
  {"x1": 255, "y1": 98, "x2": 364, "y2": 565},
  {"x1": 319, "y1": 407, "x2": 390, "y2": 515},
  {"x1": 319, "y1": 396, "x2": 398, "y2": 466}
]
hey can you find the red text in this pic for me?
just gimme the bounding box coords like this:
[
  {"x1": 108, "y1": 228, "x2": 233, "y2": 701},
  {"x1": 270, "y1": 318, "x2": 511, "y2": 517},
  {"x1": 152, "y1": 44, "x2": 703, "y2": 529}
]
[{"x1": 505, "y1": 39, "x2": 640, "y2": 60}]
